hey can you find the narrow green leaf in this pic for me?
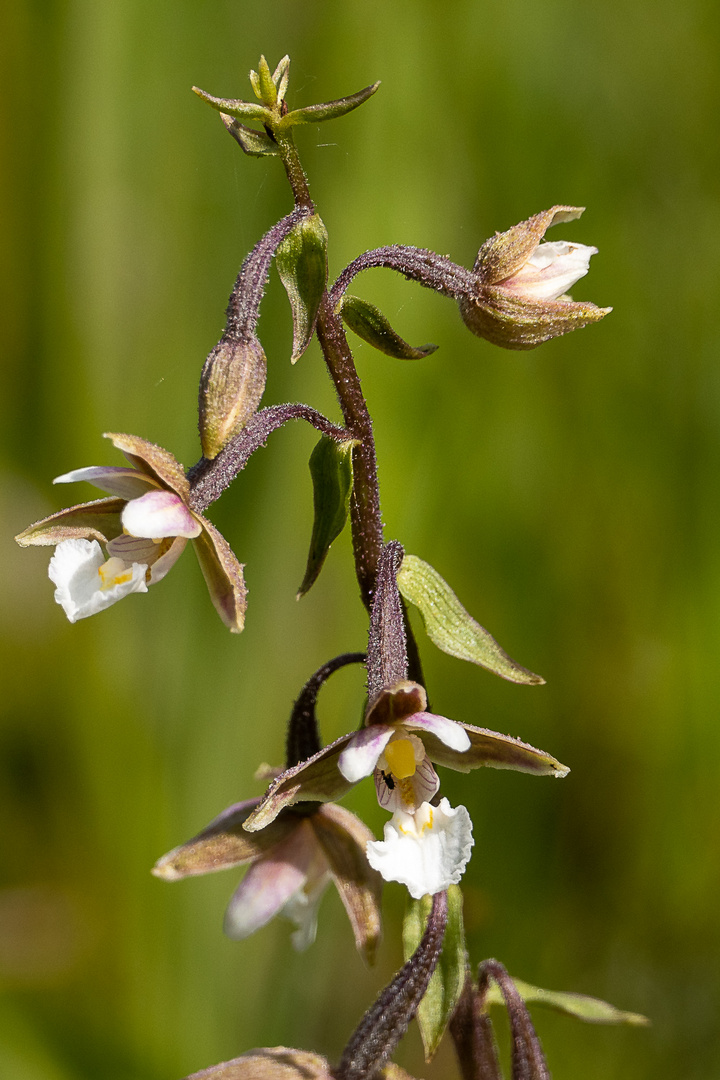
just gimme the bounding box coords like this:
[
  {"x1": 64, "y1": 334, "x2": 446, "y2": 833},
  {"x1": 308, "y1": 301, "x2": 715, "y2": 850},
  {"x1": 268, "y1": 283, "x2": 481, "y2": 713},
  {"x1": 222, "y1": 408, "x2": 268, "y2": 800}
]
[
  {"x1": 279, "y1": 82, "x2": 380, "y2": 129},
  {"x1": 192, "y1": 86, "x2": 272, "y2": 124},
  {"x1": 276, "y1": 214, "x2": 329, "y2": 363},
  {"x1": 298, "y1": 437, "x2": 356, "y2": 598},
  {"x1": 220, "y1": 114, "x2": 279, "y2": 157},
  {"x1": 484, "y1": 979, "x2": 649, "y2": 1027},
  {"x1": 402, "y1": 885, "x2": 467, "y2": 1061},
  {"x1": 339, "y1": 295, "x2": 437, "y2": 360},
  {"x1": 397, "y1": 554, "x2": 544, "y2": 685}
]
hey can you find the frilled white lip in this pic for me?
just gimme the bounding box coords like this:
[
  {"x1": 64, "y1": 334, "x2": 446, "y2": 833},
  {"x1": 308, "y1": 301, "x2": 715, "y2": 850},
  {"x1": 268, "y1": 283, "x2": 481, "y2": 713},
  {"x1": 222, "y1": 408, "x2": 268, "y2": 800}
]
[
  {"x1": 366, "y1": 798, "x2": 474, "y2": 899},
  {"x1": 121, "y1": 491, "x2": 202, "y2": 539},
  {"x1": 223, "y1": 821, "x2": 331, "y2": 952},
  {"x1": 48, "y1": 538, "x2": 148, "y2": 622},
  {"x1": 503, "y1": 241, "x2": 598, "y2": 301},
  {"x1": 338, "y1": 712, "x2": 471, "y2": 784}
]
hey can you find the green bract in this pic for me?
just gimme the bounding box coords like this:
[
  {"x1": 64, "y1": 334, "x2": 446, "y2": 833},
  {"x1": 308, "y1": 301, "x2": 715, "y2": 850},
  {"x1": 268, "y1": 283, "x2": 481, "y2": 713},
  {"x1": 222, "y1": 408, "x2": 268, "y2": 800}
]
[
  {"x1": 403, "y1": 885, "x2": 467, "y2": 1060},
  {"x1": 484, "y1": 978, "x2": 649, "y2": 1027},
  {"x1": 276, "y1": 214, "x2": 329, "y2": 363},
  {"x1": 339, "y1": 295, "x2": 437, "y2": 360},
  {"x1": 397, "y1": 553, "x2": 544, "y2": 684},
  {"x1": 278, "y1": 82, "x2": 380, "y2": 131},
  {"x1": 298, "y1": 437, "x2": 357, "y2": 598}
]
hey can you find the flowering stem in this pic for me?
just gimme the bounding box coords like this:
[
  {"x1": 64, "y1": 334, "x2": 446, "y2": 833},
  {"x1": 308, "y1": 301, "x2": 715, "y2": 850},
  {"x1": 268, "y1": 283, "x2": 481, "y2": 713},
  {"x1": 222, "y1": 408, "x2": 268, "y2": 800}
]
[
  {"x1": 450, "y1": 970, "x2": 502, "y2": 1080},
  {"x1": 187, "y1": 404, "x2": 350, "y2": 511},
  {"x1": 336, "y1": 890, "x2": 448, "y2": 1080},
  {"x1": 286, "y1": 652, "x2": 366, "y2": 768},
  {"x1": 330, "y1": 245, "x2": 479, "y2": 308},
  {"x1": 275, "y1": 130, "x2": 386, "y2": 613}
]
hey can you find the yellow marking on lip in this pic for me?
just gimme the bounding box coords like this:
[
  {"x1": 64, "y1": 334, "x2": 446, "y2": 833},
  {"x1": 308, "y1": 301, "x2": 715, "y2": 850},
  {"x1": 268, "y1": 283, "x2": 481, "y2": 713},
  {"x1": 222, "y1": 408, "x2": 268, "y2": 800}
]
[
  {"x1": 384, "y1": 738, "x2": 417, "y2": 780},
  {"x1": 98, "y1": 557, "x2": 133, "y2": 590}
]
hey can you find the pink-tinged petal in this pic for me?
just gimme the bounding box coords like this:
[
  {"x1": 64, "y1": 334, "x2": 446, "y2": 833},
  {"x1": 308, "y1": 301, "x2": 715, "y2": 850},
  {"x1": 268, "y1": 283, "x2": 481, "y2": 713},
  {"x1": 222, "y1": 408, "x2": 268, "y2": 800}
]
[
  {"x1": 420, "y1": 721, "x2": 570, "y2": 778},
  {"x1": 338, "y1": 725, "x2": 394, "y2": 783},
  {"x1": 243, "y1": 733, "x2": 356, "y2": 832},
  {"x1": 104, "y1": 432, "x2": 190, "y2": 500},
  {"x1": 121, "y1": 491, "x2": 201, "y2": 539},
  {"x1": 311, "y1": 803, "x2": 383, "y2": 965},
  {"x1": 192, "y1": 516, "x2": 247, "y2": 633},
  {"x1": 223, "y1": 820, "x2": 318, "y2": 940},
  {"x1": 183, "y1": 1048, "x2": 334, "y2": 1080},
  {"x1": 404, "y1": 712, "x2": 471, "y2": 753},
  {"x1": 15, "y1": 498, "x2": 125, "y2": 547},
  {"x1": 152, "y1": 799, "x2": 298, "y2": 880},
  {"x1": 374, "y1": 756, "x2": 439, "y2": 813},
  {"x1": 53, "y1": 466, "x2": 159, "y2": 499},
  {"x1": 504, "y1": 241, "x2": 597, "y2": 302}
]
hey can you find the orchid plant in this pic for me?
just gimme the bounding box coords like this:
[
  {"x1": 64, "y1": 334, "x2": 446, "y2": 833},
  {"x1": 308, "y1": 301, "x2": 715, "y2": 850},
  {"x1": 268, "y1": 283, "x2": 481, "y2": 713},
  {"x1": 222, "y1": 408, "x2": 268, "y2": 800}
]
[{"x1": 15, "y1": 55, "x2": 646, "y2": 1079}]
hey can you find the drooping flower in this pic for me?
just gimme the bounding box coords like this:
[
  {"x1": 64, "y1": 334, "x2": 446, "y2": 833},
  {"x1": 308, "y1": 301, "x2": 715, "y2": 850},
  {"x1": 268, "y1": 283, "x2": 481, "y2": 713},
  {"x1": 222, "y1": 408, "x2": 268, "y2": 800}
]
[
  {"x1": 153, "y1": 795, "x2": 382, "y2": 962},
  {"x1": 459, "y1": 205, "x2": 611, "y2": 349},
  {"x1": 366, "y1": 797, "x2": 474, "y2": 899},
  {"x1": 240, "y1": 678, "x2": 569, "y2": 834},
  {"x1": 15, "y1": 432, "x2": 246, "y2": 631}
]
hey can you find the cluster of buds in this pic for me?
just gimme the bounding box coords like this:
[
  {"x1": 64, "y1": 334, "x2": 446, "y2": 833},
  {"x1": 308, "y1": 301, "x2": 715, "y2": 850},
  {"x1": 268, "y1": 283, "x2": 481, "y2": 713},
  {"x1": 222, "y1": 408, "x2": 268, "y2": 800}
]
[{"x1": 12, "y1": 52, "x2": 642, "y2": 1080}]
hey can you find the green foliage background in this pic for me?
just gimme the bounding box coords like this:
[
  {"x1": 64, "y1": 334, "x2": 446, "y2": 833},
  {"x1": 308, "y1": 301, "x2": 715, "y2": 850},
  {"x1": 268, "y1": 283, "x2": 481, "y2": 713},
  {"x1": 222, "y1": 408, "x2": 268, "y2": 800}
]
[{"x1": 2, "y1": 2, "x2": 719, "y2": 1077}]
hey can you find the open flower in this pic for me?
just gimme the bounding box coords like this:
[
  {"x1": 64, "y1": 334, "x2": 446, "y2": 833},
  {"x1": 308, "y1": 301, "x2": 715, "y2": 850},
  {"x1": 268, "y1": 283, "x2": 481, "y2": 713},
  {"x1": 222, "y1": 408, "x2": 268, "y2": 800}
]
[
  {"x1": 338, "y1": 680, "x2": 470, "y2": 815},
  {"x1": 15, "y1": 432, "x2": 246, "y2": 631},
  {"x1": 459, "y1": 205, "x2": 611, "y2": 349},
  {"x1": 240, "y1": 679, "x2": 569, "y2": 834},
  {"x1": 366, "y1": 797, "x2": 474, "y2": 899},
  {"x1": 153, "y1": 795, "x2": 382, "y2": 962}
]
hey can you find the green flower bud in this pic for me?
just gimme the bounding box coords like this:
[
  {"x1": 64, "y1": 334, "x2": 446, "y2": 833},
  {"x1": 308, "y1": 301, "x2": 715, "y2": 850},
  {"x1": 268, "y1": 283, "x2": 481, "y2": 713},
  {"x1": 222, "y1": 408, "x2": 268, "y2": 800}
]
[{"x1": 198, "y1": 333, "x2": 267, "y2": 460}]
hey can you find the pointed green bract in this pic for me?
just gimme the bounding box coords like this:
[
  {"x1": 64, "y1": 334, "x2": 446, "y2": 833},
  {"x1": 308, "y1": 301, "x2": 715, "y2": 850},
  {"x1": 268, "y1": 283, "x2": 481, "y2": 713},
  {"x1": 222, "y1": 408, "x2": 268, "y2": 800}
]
[
  {"x1": 484, "y1": 978, "x2": 649, "y2": 1027},
  {"x1": 255, "y1": 56, "x2": 277, "y2": 106},
  {"x1": 402, "y1": 885, "x2": 466, "y2": 1061},
  {"x1": 220, "y1": 114, "x2": 279, "y2": 157},
  {"x1": 298, "y1": 437, "x2": 356, "y2": 598},
  {"x1": 278, "y1": 82, "x2": 380, "y2": 130},
  {"x1": 192, "y1": 86, "x2": 273, "y2": 125},
  {"x1": 397, "y1": 554, "x2": 545, "y2": 685},
  {"x1": 339, "y1": 295, "x2": 438, "y2": 360},
  {"x1": 276, "y1": 214, "x2": 329, "y2": 363}
]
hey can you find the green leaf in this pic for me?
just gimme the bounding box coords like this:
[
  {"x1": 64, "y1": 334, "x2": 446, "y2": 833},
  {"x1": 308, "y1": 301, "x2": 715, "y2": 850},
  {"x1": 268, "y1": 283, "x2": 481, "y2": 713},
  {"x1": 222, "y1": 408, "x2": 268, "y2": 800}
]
[
  {"x1": 402, "y1": 885, "x2": 467, "y2": 1061},
  {"x1": 279, "y1": 82, "x2": 380, "y2": 129},
  {"x1": 484, "y1": 979, "x2": 649, "y2": 1027},
  {"x1": 339, "y1": 295, "x2": 437, "y2": 359},
  {"x1": 397, "y1": 554, "x2": 544, "y2": 685},
  {"x1": 220, "y1": 114, "x2": 279, "y2": 157},
  {"x1": 276, "y1": 214, "x2": 329, "y2": 363},
  {"x1": 298, "y1": 437, "x2": 356, "y2": 598},
  {"x1": 192, "y1": 86, "x2": 273, "y2": 125}
]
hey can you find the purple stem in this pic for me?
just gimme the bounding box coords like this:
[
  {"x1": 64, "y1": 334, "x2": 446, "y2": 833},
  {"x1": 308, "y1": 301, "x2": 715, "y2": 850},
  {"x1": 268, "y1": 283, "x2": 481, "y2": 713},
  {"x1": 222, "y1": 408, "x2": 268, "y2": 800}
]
[{"x1": 187, "y1": 403, "x2": 350, "y2": 512}]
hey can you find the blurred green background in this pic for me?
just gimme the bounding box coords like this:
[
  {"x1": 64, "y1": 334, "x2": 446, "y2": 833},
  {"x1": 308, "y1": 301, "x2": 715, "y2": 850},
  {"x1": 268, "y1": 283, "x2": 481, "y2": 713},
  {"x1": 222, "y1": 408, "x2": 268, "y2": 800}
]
[{"x1": 2, "y1": 1, "x2": 719, "y2": 1077}]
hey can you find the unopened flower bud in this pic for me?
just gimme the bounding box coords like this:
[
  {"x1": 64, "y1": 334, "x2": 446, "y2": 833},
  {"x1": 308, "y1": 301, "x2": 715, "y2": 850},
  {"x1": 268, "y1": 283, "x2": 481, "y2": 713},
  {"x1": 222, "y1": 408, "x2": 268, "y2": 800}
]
[
  {"x1": 459, "y1": 206, "x2": 611, "y2": 350},
  {"x1": 198, "y1": 332, "x2": 267, "y2": 460}
]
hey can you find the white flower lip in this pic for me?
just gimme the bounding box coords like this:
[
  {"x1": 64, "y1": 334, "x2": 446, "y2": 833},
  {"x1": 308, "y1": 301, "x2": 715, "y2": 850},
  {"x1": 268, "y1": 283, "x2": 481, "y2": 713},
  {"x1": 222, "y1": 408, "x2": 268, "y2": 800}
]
[
  {"x1": 366, "y1": 797, "x2": 474, "y2": 899},
  {"x1": 503, "y1": 240, "x2": 598, "y2": 302},
  {"x1": 48, "y1": 538, "x2": 148, "y2": 622}
]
